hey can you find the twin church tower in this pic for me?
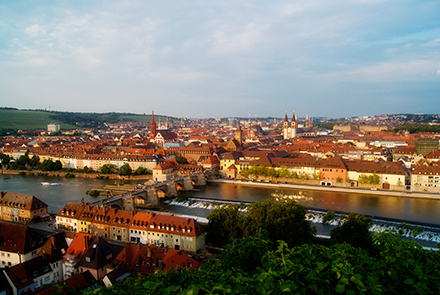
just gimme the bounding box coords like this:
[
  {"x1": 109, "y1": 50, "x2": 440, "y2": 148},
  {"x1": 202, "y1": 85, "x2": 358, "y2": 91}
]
[{"x1": 283, "y1": 112, "x2": 312, "y2": 139}]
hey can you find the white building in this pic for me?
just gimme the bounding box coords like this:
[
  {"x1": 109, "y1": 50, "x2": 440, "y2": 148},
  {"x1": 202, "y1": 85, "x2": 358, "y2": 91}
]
[{"x1": 47, "y1": 123, "x2": 60, "y2": 133}]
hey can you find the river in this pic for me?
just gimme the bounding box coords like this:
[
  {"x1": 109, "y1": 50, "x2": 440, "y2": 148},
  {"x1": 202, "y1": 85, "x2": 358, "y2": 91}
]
[
  {"x1": 3, "y1": 173, "x2": 440, "y2": 225},
  {"x1": 2, "y1": 173, "x2": 440, "y2": 246}
]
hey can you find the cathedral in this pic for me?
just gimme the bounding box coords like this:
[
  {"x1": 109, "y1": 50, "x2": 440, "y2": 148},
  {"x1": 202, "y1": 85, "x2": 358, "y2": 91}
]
[
  {"x1": 283, "y1": 112, "x2": 297, "y2": 139},
  {"x1": 283, "y1": 112, "x2": 314, "y2": 139}
]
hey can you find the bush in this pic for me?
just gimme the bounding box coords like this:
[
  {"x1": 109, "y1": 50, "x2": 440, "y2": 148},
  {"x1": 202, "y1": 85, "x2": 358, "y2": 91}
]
[
  {"x1": 65, "y1": 172, "x2": 75, "y2": 178},
  {"x1": 87, "y1": 189, "x2": 100, "y2": 197}
]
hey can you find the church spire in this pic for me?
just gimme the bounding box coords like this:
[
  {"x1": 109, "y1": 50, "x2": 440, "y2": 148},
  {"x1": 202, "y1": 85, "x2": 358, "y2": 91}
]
[{"x1": 150, "y1": 109, "x2": 157, "y2": 140}]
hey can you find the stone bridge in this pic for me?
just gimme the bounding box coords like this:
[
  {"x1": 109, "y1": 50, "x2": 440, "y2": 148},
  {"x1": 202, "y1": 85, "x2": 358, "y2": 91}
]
[{"x1": 96, "y1": 170, "x2": 216, "y2": 211}]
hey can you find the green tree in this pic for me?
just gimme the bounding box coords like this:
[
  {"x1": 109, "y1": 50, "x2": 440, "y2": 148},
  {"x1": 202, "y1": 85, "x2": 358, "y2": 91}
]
[
  {"x1": 17, "y1": 154, "x2": 30, "y2": 167},
  {"x1": 100, "y1": 164, "x2": 117, "y2": 174},
  {"x1": 0, "y1": 153, "x2": 11, "y2": 165},
  {"x1": 176, "y1": 156, "x2": 188, "y2": 164},
  {"x1": 240, "y1": 167, "x2": 251, "y2": 178},
  {"x1": 278, "y1": 166, "x2": 290, "y2": 178},
  {"x1": 40, "y1": 159, "x2": 55, "y2": 171},
  {"x1": 134, "y1": 166, "x2": 151, "y2": 175},
  {"x1": 206, "y1": 204, "x2": 246, "y2": 247},
  {"x1": 83, "y1": 166, "x2": 94, "y2": 173},
  {"x1": 54, "y1": 160, "x2": 63, "y2": 170},
  {"x1": 246, "y1": 199, "x2": 316, "y2": 248},
  {"x1": 87, "y1": 189, "x2": 100, "y2": 197},
  {"x1": 330, "y1": 213, "x2": 374, "y2": 253},
  {"x1": 221, "y1": 230, "x2": 271, "y2": 273},
  {"x1": 29, "y1": 155, "x2": 40, "y2": 168},
  {"x1": 118, "y1": 163, "x2": 132, "y2": 176}
]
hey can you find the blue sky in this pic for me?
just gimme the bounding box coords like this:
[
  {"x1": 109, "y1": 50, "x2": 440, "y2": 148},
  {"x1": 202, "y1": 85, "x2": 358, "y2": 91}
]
[{"x1": 1, "y1": 0, "x2": 439, "y2": 118}]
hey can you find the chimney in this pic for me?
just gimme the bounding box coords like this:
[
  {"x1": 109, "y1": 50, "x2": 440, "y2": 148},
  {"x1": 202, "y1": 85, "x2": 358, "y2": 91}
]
[
  {"x1": 0, "y1": 191, "x2": 5, "y2": 199},
  {"x1": 147, "y1": 244, "x2": 151, "y2": 258},
  {"x1": 84, "y1": 236, "x2": 89, "y2": 249}
]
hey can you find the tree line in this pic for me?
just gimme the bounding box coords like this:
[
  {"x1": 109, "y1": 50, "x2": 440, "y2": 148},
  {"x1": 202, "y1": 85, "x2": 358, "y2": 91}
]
[
  {"x1": 0, "y1": 153, "x2": 151, "y2": 177},
  {"x1": 240, "y1": 165, "x2": 320, "y2": 180}
]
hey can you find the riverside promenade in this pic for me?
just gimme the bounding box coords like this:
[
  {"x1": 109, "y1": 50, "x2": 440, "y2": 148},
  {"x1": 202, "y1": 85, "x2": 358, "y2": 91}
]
[{"x1": 208, "y1": 178, "x2": 440, "y2": 200}]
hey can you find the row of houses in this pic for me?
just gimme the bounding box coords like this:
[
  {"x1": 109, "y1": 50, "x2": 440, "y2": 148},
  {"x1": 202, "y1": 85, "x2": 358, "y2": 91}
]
[
  {"x1": 219, "y1": 151, "x2": 409, "y2": 189},
  {"x1": 219, "y1": 150, "x2": 440, "y2": 192},
  {"x1": 29, "y1": 152, "x2": 163, "y2": 172},
  {"x1": 0, "y1": 221, "x2": 202, "y2": 295},
  {"x1": 55, "y1": 203, "x2": 206, "y2": 252}
]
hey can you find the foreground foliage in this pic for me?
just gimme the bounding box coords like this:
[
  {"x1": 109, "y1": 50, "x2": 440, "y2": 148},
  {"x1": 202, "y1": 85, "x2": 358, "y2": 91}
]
[
  {"x1": 206, "y1": 199, "x2": 316, "y2": 248},
  {"x1": 86, "y1": 232, "x2": 440, "y2": 295}
]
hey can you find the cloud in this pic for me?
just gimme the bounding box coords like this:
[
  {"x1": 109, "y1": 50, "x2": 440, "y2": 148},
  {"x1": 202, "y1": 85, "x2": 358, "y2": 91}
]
[
  {"x1": 1, "y1": 0, "x2": 440, "y2": 117},
  {"x1": 25, "y1": 24, "x2": 46, "y2": 36}
]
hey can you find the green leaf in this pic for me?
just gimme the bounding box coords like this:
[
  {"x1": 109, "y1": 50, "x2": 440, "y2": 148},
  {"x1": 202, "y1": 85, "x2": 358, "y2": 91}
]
[
  {"x1": 185, "y1": 285, "x2": 200, "y2": 295},
  {"x1": 340, "y1": 278, "x2": 349, "y2": 285},
  {"x1": 142, "y1": 281, "x2": 159, "y2": 290},
  {"x1": 316, "y1": 262, "x2": 327, "y2": 272},
  {"x1": 404, "y1": 278, "x2": 415, "y2": 285},
  {"x1": 305, "y1": 270, "x2": 318, "y2": 281},
  {"x1": 256, "y1": 272, "x2": 268, "y2": 281},
  {"x1": 350, "y1": 276, "x2": 364, "y2": 288},
  {"x1": 335, "y1": 284, "x2": 345, "y2": 293}
]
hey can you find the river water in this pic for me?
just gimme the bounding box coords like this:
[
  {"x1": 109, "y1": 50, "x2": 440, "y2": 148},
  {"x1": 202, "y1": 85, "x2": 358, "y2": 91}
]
[
  {"x1": 2, "y1": 173, "x2": 440, "y2": 246},
  {"x1": 3, "y1": 173, "x2": 440, "y2": 225}
]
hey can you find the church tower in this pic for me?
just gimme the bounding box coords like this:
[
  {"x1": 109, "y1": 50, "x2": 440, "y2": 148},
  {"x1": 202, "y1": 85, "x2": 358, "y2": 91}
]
[
  {"x1": 234, "y1": 121, "x2": 243, "y2": 146},
  {"x1": 283, "y1": 113, "x2": 289, "y2": 139},
  {"x1": 305, "y1": 114, "x2": 310, "y2": 128},
  {"x1": 291, "y1": 112, "x2": 297, "y2": 138},
  {"x1": 150, "y1": 109, "x2": 157, "y2": 140}
]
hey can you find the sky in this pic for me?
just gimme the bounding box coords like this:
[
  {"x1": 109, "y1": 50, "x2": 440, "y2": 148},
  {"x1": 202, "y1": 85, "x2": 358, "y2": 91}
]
[{"x1": 0, "y1": 0, "x2": 439, "y2": 119}]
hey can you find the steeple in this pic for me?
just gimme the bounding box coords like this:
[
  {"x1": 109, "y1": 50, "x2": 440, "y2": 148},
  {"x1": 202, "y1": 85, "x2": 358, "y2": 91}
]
[
  {"x1": 234, "y1": 121, "x2": 243, "y2": 146},
  {"x1": 291, "y1": 112, "x2": 297, "y2": 128},
  {"x1": 150, "y1": 109, "x2": 157, "y2": 140}
]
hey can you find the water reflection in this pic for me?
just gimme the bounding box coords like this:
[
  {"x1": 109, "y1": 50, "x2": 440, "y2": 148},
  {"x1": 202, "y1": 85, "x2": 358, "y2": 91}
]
[{"x1": 190, "y1": 182, "x2": 440, "y2": 225}]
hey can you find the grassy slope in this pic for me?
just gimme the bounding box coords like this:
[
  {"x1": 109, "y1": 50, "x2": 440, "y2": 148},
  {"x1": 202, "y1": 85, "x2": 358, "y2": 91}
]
[
  {"x1": 0, "y1": 109, "x2": 179, "y2": 130},
  {"x1": 0, "y1": 109, "x2": 77, "y2": 130}
]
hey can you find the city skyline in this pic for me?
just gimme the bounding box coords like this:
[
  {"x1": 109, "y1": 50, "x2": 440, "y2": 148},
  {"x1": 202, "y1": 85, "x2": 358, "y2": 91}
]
[{"x1": 1, "y1": 1, "x2": 439, "y2": 118}]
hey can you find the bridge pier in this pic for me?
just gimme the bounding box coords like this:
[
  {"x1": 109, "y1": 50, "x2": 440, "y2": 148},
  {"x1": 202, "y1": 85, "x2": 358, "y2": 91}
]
[{"x1": 183, "y1": 176, "x2": 194, "y2": 191}]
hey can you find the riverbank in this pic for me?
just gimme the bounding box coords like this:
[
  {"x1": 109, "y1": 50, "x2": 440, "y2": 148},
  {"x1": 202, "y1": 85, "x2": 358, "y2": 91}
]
[{"x1": 208, "y1": 178, "x2": 440, "y2": 200}]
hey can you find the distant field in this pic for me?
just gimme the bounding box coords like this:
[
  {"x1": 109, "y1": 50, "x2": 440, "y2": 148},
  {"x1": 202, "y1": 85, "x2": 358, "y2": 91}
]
[{"x1": 0, "y1": 109, "x2": 77, "y2": 130}]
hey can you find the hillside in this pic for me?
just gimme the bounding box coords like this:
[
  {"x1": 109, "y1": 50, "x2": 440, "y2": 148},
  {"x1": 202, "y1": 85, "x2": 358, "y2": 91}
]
[
  {"x1": 0, "y1": 109, "x2": 77, "y2": 130},
  {"x1": 0, "y1": 109, "x2": 156, "y2": 131}
]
